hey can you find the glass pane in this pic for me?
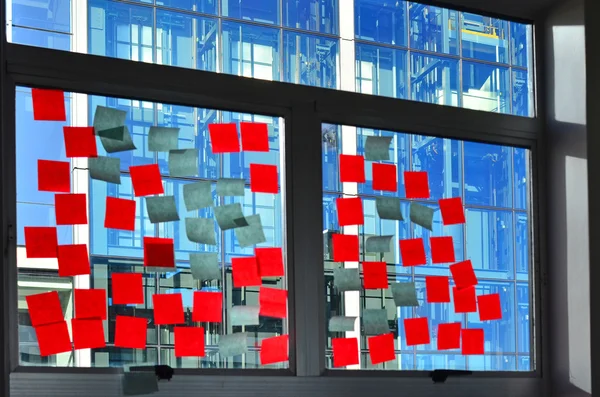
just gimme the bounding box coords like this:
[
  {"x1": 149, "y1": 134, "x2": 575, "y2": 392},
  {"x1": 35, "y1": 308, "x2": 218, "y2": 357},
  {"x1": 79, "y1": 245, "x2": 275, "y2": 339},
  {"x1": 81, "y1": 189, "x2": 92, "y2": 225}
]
[
  {"x1": 512, "y1": 70, "x2": 533, "y2": 117},
  {"x1": 461, "y1": 13, "x2": 508, "y2": 64},
  {"x1": 462, "y1": 62, "x2": 510, "y2": 114},
  {"x1": 511, "y1": 22, "x2": 530, "y2": 68},
  {"x1": 156, "y1": 0, "x2": 217, "y2": 14},
  {"x1": 410, "y1": 53, "x2": 458, "y2": 107},
  {"x1": 466, "y1": 208, "x2": 514, "y2": 277},
  {"x1": 12, "y1": 27, "x2": 71, "y2": 51},
  {"x1": 283, "y1": 0, "x2": 338, "y2": 35},
  {"x1": 222, "y1": 0, "x2": 280, "y2": 25},
  {"x1": 514, "y1": 148, "x2": 528, "y2": 210},
  {"x1": 516, "y1": 213, "x2": 529, "y2": 275},
  {"x1": 356, "y1": 44, "x2": 407, "y2": 100},
  {"x1": 517, "y1": 283, "x2": 530, "y2": 355},
  {"x1": 464, "y1": 141, "x2": 512, "y2": 207},
  {"x1": 12, "y1": 0, "x2": 71, "y2": 33},
  {"x1": 354, "y1": 0, "x2": 406, "y2": 46},
  {"x1": 409, "y1": 4, "x2": 458, "y2": 55},
  {"x1": 283, "y1": 32, "x2": 338, "y2": 89}
]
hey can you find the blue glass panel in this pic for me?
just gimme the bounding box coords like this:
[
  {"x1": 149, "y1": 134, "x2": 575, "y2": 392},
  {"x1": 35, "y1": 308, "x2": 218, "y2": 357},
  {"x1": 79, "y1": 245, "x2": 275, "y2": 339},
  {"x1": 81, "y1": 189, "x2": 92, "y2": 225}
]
[
  {"x1": 221, "y1": 22, "x2": 280, "y2": 82},
  {"x1": 156, "y1": 0, "x2": 217, "y2": 14},
  {"x1": 468, "y1": 355, "x2": 516, "y2": 371},
  {"x1": 461, "y1": 13, "x2": 508, "y2": 63},
  {"x1": 462, "y1": 62, "x2": 510, "y2": 114},
  {"x1": 464, "y1": 141, "x2": 512, "y2": 207},
  {"x1": 156, "y1": 11, "x2": 217, "y2": 71},
  {"x1": 322, "y1": 194, "x2": 340, "y2": 233},
  {"x1": 514, "y1": 148, "x2": 528, "y2": 210},
  {"x1": 322, "y1": 124, "x2": 340, "y2": 192},
  {"x1": 466, "y1": 208, "x2": 514, "y2": 276},
  {"x1": 517, "y1": 283, "x2": 530, "y2": 354},
  {"x1": 516, "y1": 213, "x2": 528, "y2": 275},
  {"x1": 17, "y1": 203, "x2": 73, "y2": 245},
  {"x1": 511, "y1": 22, "x2": 530, "y2": 67},
  {"x1": 283, "y1": 0, "x2": 337, "y2": 34},
  {"x1": 512, "y1": 70, "x2": 532, "y2": 117},
  {"x1": 12, "y1": 27, "x2": 70, "y2": 51},
  {"x1": 518, "y1": 355, "x2": 531, "y2": 371},
  {"x1": 222, "y1": 0, "x2": 279, "y2": 25},
  {"x1": 355, "y1": 43, "x2": 407, "y2": 99},
  {"x1": 415, "y1": 354, "x2": 466, "y2": 370},
  {"x1": 354, "y1": 0, "x2": 406, "y2": 46},
  {"x1": 409, "y1": 4, "x2": 458, "y2": 55},
  {"x1": 412, "y1": 136, "x2": 460, "y2": 199},
  {"x1": 283, "y1": 32, "x2": 338, "y2": 89},
  {"x1": 12, "y1": 0, "x2": 70, "y2": 33},
  {"x1": 410, "y1": 53, "x2": 458, "y2": 107}
]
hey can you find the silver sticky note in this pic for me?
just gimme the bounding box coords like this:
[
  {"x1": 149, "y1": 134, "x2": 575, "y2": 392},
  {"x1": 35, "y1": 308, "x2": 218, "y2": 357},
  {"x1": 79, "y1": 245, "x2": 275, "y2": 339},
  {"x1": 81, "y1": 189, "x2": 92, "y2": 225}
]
[
  {"x1": 376, "y1": 197, "x2": 404, "y2": 221},
  {"x1": 216, "y1": 178, "x2": 245, "y2": 197},
  {"x1": 410, "y1": 202, "x2": 434, "y2": 231},
  {"x1": 97, "y1": 126, "x2": 137, "y2": 153},
  {"x1": 365, "y1": 136, "x2": 393, "y2": 161},
  {"x1": 219, "y1": 332, "x2": 248, "y2": 357},
  {"x1": 333, "y1": 268, "x2": 361, "y2": 292},
  {"x1": 365, "y1": 235, "x2": 394, "y2": 253},
  {"x1": 189, "y1": 252, "x2": 220, "y2": 280},
  {"x1": 230, "y1": 305, "x2": 260, "y2": 326},
  {"x1": 183, "y1": 181, "x2": 213, "y2": 211},
  {"x1": 121, "y1": 372, "x2": 159, "y2": 396},
  {"x1": 145, "y1": 196, "x2": 180, "y2": 223},
  {"x1": 389, "y1": 282, "x2": 419, "y2": 307},
  {"x1": 234, "y1": 214, "x2": 266, "y2": 248},
  {"x1": 214, "y1": 203, "x2": 248, "y2": 230},
  {"x1": 185, "y1": 218, "x2": 216, "y2": 245},
  {"x1": 363, "y1": 309, "x2": 390, "y2": 335},
  {"x1": 168, "y1": 149, "x2": 199, "y2": 177},
  {"x1": 88, "y1": 156, "x2": 121, "y2": 184},
  {"x1": 148, "y1": 126, "x2": 180, "y2": 152},
  {"x1": 329, "y1": 316, "x2": 358, "y2": 332},
  {"x1": 93, "y1": 106, "x2": 127, "y2": 133}
]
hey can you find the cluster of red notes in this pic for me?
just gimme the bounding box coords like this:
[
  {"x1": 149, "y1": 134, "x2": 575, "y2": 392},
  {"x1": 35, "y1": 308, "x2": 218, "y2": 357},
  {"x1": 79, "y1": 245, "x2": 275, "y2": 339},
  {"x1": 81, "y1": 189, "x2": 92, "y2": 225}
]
[
  {"x1": 26, "y1": 291, "x2": 71, "y2": 356},
  {"x1": 72, "y1": 289, "x2": 107, "y2": 350},
  {"x1": 339, "y1": 153, "x2": 399, "y2": 193}
]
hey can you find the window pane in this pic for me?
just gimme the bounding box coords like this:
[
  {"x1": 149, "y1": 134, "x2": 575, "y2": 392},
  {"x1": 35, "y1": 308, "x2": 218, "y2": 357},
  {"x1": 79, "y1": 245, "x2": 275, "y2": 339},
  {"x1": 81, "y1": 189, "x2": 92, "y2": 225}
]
[
  {"x1": 12, "y1": 27, "x2": 71, "y2": 51},
  {"x1": 283, "y1": 32, "x2": 338, "y2": 89},
  {"x1": 514, "y1": 148, "x2": 528, "y2": 210},
  {"x1": 512, "y1": 70, "x2": 532, "y2": 117},
  {"x1": 354, "y1": 0, "x2": 406, "y2": 46},
  {"x1": 466, "y1": 209, "x2": 514, "y2": 276},
  {"x1": 410, "y1": 53, "x2": 458, "y2": 107},
  {"x1": 517, "y1": 283, "x2": 530, "y2": 356},
  {"x1": 461, "y1": 13, "x2": 508, "y2": 64},
  {"x1": 222, "y1": 0, "x2": 279, "y2": 25},
  {"x1": 283, "y1": 0, "x2": 338, "y2": 34},
  {"x1": 511, "y1": 22, "x2": 530, "y2": 67},
  {"x1": 12, "y1": 0, "x2": 71, "y2": 33},
  {"x1": 356, "y1": 44, "x2": 407, "y2": 100},
  {"x1": 462, "y1": 62, "x2": 510, "y2": 114},
  {"x1": 464, "y1": 142, "x2": 512, "y2": 208},
  {"x1": 156, "y1": 0, "x2": 217, "y2": 14},
  {"x1": 516, "y1": 213, "x2": 529, "y2": 275},
  {"x1": 409, "y1": 4, "x2": 458, "y2": 55}
]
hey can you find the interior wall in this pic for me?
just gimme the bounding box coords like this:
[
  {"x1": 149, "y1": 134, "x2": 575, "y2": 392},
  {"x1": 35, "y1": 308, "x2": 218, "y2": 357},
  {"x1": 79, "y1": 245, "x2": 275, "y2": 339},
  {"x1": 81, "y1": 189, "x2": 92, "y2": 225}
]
[{"x1": 544, "y1": 0, "x2": 591, "y2": 395}]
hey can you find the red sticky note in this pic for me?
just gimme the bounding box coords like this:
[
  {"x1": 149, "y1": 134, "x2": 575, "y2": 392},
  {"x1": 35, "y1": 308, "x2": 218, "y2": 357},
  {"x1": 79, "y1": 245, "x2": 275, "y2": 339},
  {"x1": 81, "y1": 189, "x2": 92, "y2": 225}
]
[
  {"x1": 114, "y1": 315, "x2": 147, "y2": 349},
  {"x1": 259, "y1": 287, "x2": 287, "y2": 319},
  {"x1": 152, "y1": 293, "x2": 185, "y2": 325},
  {"x1": 255, "y1": 247, "x2": 284, "y2": 277},
  {"x1": 129, "y1": 164, "x2": 164, "y2": 197},
  {"x1": 399, "y1": 238, "x2": 427, "y2": 266},
  {"x1": 31, "y1": 88, "x2": 66, "y2": 121},
  {"x1": 368, "y1": 333, "x2": 396, "y2": 365},
  {"x1": 340, "y1": 154, "x2": 366, "y2": 183},
  {"x1": 404, "y1": 317, "x2": 430, "y2": 346},
  {"x1": 24, "y1": 226, "x2": 58, "y2": 258},
  {"x1": 336, "y1": 197, "x2": 364, "y2": 227},
  {"x1": 362, "y1": 261, "x2": 388, "y2": 289},
  {"x1": 372, "y1": 163, "x2": 397, "y2": 192},
  {"x1": 478, "y1": 293, "x2": 502, "y2": 321},
  {"x1": 55, "y1": 193, "x2": 87, "y2": 225},
  {"x1": 26, "y1": 291, "x2": 64, "y2": 326},
  {"x1": 104, "y1": 197, "x2": 136, "y2": 231},
  {"x1": 261, "y1": 334, "x2": 289, "y2": 365},
  {"x1": 175, "y1": 327, "x2": 206, "y2": 357},
  {"x1": 112, "y1": 273, "x2": 144, "y2": 304},
  {"x1": 208, "y1": 123, "x2": 240, "y2": 153},
  {"x1": 332, "y1": 234, "x2": 359, "y2": 262},
  {"x1": 240, "y1": 122, "x2": 269, "y2": 152},
  {"x1": 453, "y1": 286, "x2": 477, "y2": 313},
  {"x1": 63, "y1": 127, "x2": 98, "y2": 158},
  {"x1": 38, "y1": 159, "x2": 70, "y2": 192},
  {"x1": 143, "y1": 237, "x2": 175, "y2": 268},
  {"x1": 250, "y1": 163, "x2": 278, "y2": 193},
  {"x1": 439, "y1": 197, "x2": 466, "y2": 225},
  {"x1": 192, "y1": 291, "x2": 223, "y2": 323},
  {"x1": 57, "y1": 244, "x2": 90, "y2": 277},
  {"x1": 404, "y1": 171, "x2": 430, "y2": 199},
  {"x1": 425, "y1": 276, "x2": 450, "y2": 303},
  {"x1": 332, "y1": 337, "x2": 359, "y2": 367},
  {"x1": 461, "y1": 328, "x2": 484, "y2": 355},
  {"x1": 231, "y1": 256, "x2": 261, "y2": 287},
  {"x1": 437, "y1": 322, "x2": 461, "y2": 350},
  {"x1": 35, "y1": 321, "x2": 71, "y2": 356},
  {"x1": 450, "y1": 260, "x2": 478, "y2": 289},
  {"x1": 74, "y1": 288, "x2": 107, "y2": 320},
  {"x1": 72, "y1": 319, "x2": 106, "y2": 350},
  {"x1": 430, "y1": 236, "x2": 455, "y2": 263}
]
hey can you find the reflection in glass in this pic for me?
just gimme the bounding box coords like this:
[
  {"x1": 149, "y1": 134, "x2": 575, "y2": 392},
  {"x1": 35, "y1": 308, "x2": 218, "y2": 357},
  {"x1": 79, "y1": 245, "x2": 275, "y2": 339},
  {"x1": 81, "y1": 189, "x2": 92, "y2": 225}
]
[
  {"x1": 356, "y1": 44, "x2": 407, "y2": 100},
  {"x1": 461, "y1": 13, "x2": 508, "y2": 63},
  {"x1": 409, "y1": 4, "x2": 458, "y2": 55},
  {"x1": 462, "y1": 62, "x2": 510, "y2": 114},
  {"x1": 466, "y1": 209, "x2": 514, "y2": 275},
  {"x1": 222, "y1": 0, "x2": 280, "y2": 25},
  {"x1": 410, "y1": 54, "x2": 458, "y2": 107},
  {"x1": 283, "y1": 0, "x2": 338, "y2": 34},
  {"x1": 464, "y1": 142, "x2": 512, "y2": 207},
  {"x1": 355, "y1": 0, "x2": 406, "y2": 46},
  {"x1": 512, "y1": 70, "x2": 532, "y2": 117},
  {"x1": 284, "y1": 32, "x2": 338, "y2": 89},
  {"x1": 511, "y1": 22, "x2": 530, "y2": 68}
]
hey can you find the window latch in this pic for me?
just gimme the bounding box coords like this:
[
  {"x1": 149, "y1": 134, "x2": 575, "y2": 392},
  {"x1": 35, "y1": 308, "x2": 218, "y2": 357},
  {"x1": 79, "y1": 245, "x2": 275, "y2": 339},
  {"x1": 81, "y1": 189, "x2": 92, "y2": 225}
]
[{"x1": 430, "y1": 370, "x2": 472, "y2": 383}]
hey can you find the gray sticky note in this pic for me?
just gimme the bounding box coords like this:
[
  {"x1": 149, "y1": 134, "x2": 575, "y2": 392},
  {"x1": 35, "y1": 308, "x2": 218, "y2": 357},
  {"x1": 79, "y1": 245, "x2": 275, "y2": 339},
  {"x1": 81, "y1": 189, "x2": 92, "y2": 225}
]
[
  {"x1": 185, "y1": 218, "x2": 216, "y2": 245},
  {"x1": 168, "y1": 149, "x2": 199, "y2": 177},
  {"x1": 216, "y1": 178, "x2": 245, "y2": 197},
  {"x1": 88, "y1": 156, "x2": 121, "y2": 184},
  {"x1": 389, "y1": 282, "x2": 419, "y2": 307},
  {"x1": 333, "y1": 268, "x2": 361, "y2": 292},
  {"x1": 190, "y1": 252, "x2": 220, "y2": 280},
  {"x1": 365, "y1": 136, "x2": 393, "y2": 161},
  {"x1": 376, "y1": 197, "x2": 404, "y2": 221},
  {"x1": 410, "y1": 203, "x2": 434, "y2": 231},
  {"x1": 93, "y1": 106, "x2": 127, "y2": 133},
  {"x1": 230, "y1": 305, "x2": 260, "y2": 326},
  {"x1": 97, "y1": 126, "x2": 137, "y2": 153},
  {"x1": 234, "y1": 214, "x2": 266, "y2": 248},
  {"x1": 183, "y1": 181, "x2": 213, "y2": 211},
  {"x1": 148, "y1": 126, "x2": 180, "y2": 152},
  {"x1": 219, "y1": 333, "x2": 248, "y2": 357},
  {"x1": 121, "y1": 372, "x2": 159, "y2": 396},
  {"x1": 146, "y1": 196, "x2": 179, "y2": 223},
  {"x1": 329, "y1": 316, "x2": 358, "y2": 332},
  {"x1": 365, "y1": 235, "x2": 394, "y2": 253},
  {"x1": 363, "y1": 309, "x2": 390, "y2": 335},
  {"x1": 214, "y1": 203, "x2": 248, "y2": 230}
]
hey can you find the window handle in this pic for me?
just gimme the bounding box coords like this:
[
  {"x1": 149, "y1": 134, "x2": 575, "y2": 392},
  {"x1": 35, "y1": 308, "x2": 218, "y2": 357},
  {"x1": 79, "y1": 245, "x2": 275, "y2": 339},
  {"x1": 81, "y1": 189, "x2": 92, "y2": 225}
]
[{"x1": 430, "y1": 369, "x2": 472, "y2": 383}]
